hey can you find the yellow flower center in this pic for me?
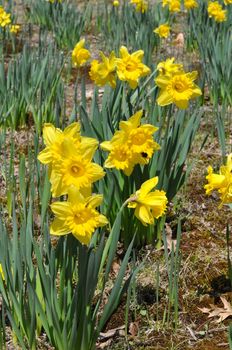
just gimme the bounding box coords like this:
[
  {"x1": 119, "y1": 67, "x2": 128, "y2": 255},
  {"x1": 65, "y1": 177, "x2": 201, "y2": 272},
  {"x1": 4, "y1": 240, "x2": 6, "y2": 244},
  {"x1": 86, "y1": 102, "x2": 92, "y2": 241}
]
[
  {"x1": 116, "y1": 150, "x2": 128, "y2": 161},
  {"x1": 126, "y1": 60, "x2": 137, "y2": 72},
  {"x1": 70, "y1": 164, "x2": 84, "y2": 177},
  {"x1": 131, "y1": 131, "x2": 147, "y2": 145},
  {"x1": 173, "y1": 81, "x2": 187, "y2": 92},
  {"x1": 73, "y1": 209, "x2": 89, "y2": 224},
  {"x1": 66, "y1": 205, "x2": 98, "y2": 236}
]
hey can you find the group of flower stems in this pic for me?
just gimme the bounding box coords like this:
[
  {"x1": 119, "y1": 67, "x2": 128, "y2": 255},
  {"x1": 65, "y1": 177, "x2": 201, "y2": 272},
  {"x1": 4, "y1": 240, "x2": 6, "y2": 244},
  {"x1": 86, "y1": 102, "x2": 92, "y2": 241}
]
[
  {"x1": 72, "y1": 42, "x2": 202, "y2": 109},
  {"x1": 115, "y1": 0, "x2": 231, "y2": 23},
  {"x1": 37, "y1": 113, "x2": 232, "y2": 247},
  {"x1": 36, "y1": 32, "x2": 232, "y2": 246},
  {"x1": 0, "y1": 5, "x2": 20, "y2": 34},
  {"x1": 38, "y1": 112, "x2": 168, "y2": 245}
]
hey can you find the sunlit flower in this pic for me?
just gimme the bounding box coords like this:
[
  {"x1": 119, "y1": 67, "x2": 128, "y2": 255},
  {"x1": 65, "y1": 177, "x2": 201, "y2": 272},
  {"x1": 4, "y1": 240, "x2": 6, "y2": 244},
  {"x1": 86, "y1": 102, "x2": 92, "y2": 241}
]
[
  {"x1": 162, "y1": 0, "x2": 170, "y2": 6},
  {"x1": 169, "y1": 0, "x2": 181, "y2": 12},
  {"x1": 130, "y1": 0, "x2": 148, "y2": 13},
  {"x1": 72, "y1": 39, "x2": 91, "y2": 68},
  {"x1": 156, "y1": 71, "x2": 202, "y2": 109},
  {"x1": 116, "y1": 46, "x2": 150, "y2": 89},
  {"x1": 38, "y1": 123, "x2": 98, "y2": 167},
  {"x1": 101, "y1": 110, "x2": 160, "y2": 175},
  {"x1": 9, "y1": 24, "x2": 20, "y2": 34},
  {"x1": 154, "y1": 24, "x2": 170, "y2": 38},
  {"x1": 208, "y1": 1, "x2": 227, "y2": 22},
  {"x1": 184, "y1": 0, "x2": 198, "y2": 10},
  {"x1": 38, "y1": 123, "x2": 82, "y2": 165},
  {"x1": 89, "y1": 51, "x2": 117, "y2": 88},
  {"x1": 157, "y1": 58, "x2": 183, "y2": 77},
  {"x1": 113, "y1": 0, "x2": 120, "y2": 6},
  {"x1": 0, "y1": 264, "x2": 5, "y2": 281},
  {"x1": 118, "y1": 110, "x2": 160, "y2": 163},
  {"x1": 127, "y1": 177, "x2": 168, "y2": 226},
  {"x1": 101, "y1": 142, "x2": 135, "y2": 175},
  {"x1": 50, "y1": 139, "x2": 105, "y2": 197},
  {"x1": 47, "y1": 0, "x2": 62, "y2": 3},
  {"x1": 0, "y1": 10, "x2": 11, "y2": 27},
  {"x1": 224, "y1": 0, "x2": 232, "y2": 4},
  {"x1": 205, "y1": 154, "x2": 232, "y2": 207},
  {"x1": 50, "y1": 187, "x2": 108, "y2": 245}
]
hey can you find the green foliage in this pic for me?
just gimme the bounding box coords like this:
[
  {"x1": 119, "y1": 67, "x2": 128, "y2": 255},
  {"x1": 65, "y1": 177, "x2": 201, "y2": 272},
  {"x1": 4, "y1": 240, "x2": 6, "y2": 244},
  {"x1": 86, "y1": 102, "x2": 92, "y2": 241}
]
[
  {"x1": 26, "y1": 0, "x2": 92, "y2": 49},
  {"x1": 186, "y1": 3, "x2": 232, "y2": 156},
  {"x1": 77, "y1": 77, "x2": 202, "y2": 246},
  {"x1": 0, "y1": 131, "x2": 137, "y2": 350},
  {"x1": 96, "y1": 1, "x2": 168, "y2": 65},
  {"x1": 0, "y1": 43, "x2": 65, "y2": 130},
  {"x1": 162, "y1": 221, "x2": 182, "y2": 328},
  {"x1": 188, "y1": 2, "x2": 232, "y2": 106}
]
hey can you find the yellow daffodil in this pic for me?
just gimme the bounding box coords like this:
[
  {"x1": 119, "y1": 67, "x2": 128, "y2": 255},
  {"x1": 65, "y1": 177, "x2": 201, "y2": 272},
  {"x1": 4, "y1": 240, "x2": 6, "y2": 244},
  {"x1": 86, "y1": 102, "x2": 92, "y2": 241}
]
[
  {"x1": 38, "y1": 123, "x2": 81, "y2": 165},
  {"x1": 50, "y1": 138, "x2": 105, "y2": 197},
  {"x1": 113, "y1": 0, "x2": 120, "y2": 6},
  {"x1": 0, "y1": 10, "x2": 11, "y2": 27},
  {"x1": 162, "y1": 0, "x2": 170, "y2": 6},
  {"x1": 157, "y1": 58, "x2": 183, "y2": 77},
  {"x1": 184, "y1": 0, "x2": 198, "y2": 10},
  {"x1": 154, "y1": 24, "x2": 171, "y2": 38},
  {"x1": 89, "y1": 51, "x2": 117, "y2": 88},
  {"x1": 156, "y1": 71, "x2": 202, "y2": 109},
  {"x1": 130, "y1": 0, "x2": 148, "y2": 13},
  {"x1": 0, "y1": 264, "x2": 5, "y2": 281},
  {"x1": 205, "y1": 154, "x2": 232, "y2": 207},
  {"x1": 224, "y1": 0, "x2": 232, "y2": 5},
  {"x1": 169, "y1": 0, "x2": 181, "y2": 12},
  {"x1": 9, "y1": 24, "x2": 20, "y2": 34},
  {"x1": 50, "y1": 187, "x2": 108, "y2": 245},
  {"x1": 72, "y1": 39, "x2": 91, "y2": 68},
  {"x1": 101, "y1": 142, "x2": 135, "y2": 175},
  {"x1": 38, "y1": 123, "x2": 98, "y2": 166},
  {"x1": 47, "y1": 0, "x2": 62, "y2": 3},
  {"x1": 118, "y1": 110, "x2": 160, "y2": 162},
  {"x1": 101, "y1": 110, "x2": 160, "y2": 175},
  {"x1": 208, "y1": 1, "x2": 227, "y2": 22},
  {"x1": 127, "y1": 177, "x2": 168, "y2": 226},
  {"x1": 116, "y1": 46, "x2": 150, "y2": 89}
]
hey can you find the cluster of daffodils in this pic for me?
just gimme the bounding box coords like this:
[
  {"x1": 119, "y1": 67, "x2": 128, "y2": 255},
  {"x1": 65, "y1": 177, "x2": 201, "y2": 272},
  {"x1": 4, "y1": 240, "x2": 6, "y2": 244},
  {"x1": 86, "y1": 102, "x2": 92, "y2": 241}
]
[
  {"x1": 130, "y1": 0, "x2": 148, "y2": 12},
  {"x1": 38, "y1": 116, "x2": 167, "y2": 243},
  {"x1": 38, "y1": 123, "x2": 108, "y2": 245},
  {"x1": 0, "y1": 6, "x2": 20, "y2": 34},
  {"x1": 100, "y1": 110, "x2": 167, "y2": 225},
  {"x1": 205, "y1": 154, "x2": 232, "y2": 207},
  {"x1": 46, "y1": 0, "x2": 62, "y2": 3},
  {"x1": 208, "y1": 1, "x2": 227, "y2": 22},
  {"x1": 101, "y1": 110, "x2": 160, "y2": 175},
  {"x1": 72, "y1": 40, "x2": 150, "y2": 89},
  {"x1": 162, "y1": 0, "x2": 198, "y2": 11},
  {"x1": 162, "y1": 0, "x2": 229, "y2": 20},
  {"x1": 155, "y1": 57, "x2": 202, "y2": 109}
]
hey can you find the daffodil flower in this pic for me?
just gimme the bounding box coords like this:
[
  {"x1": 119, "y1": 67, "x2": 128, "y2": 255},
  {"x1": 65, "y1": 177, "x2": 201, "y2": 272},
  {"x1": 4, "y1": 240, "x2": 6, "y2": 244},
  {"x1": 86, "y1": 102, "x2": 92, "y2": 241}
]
[
  {"x1": 50, "y1": 187, "x2": 108, "y2": 245},
  {"x1": 127, "y1": 177, "x2": 168, "y2": 226}
]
